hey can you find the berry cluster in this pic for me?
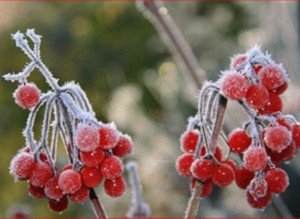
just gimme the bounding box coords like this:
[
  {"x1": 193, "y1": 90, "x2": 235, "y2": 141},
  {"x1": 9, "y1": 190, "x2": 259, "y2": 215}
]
[
  {"x1": 5, "y1": 29, "x2": 132, "y2": 213},
  {"x1": 177, "y1": 46, "x2": 299, "y2": 210}
]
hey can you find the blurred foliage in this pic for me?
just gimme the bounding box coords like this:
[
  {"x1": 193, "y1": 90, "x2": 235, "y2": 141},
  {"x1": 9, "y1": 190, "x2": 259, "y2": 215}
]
[{"x1": 0, "y1": 1, "x2": 299, "y2": 218}]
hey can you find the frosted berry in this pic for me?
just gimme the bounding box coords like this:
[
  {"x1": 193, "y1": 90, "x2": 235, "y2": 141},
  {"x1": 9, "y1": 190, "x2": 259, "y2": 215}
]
[
  {"x1": 258, "y1": 92, "x2": 282, "y2": 115},
  {"x1": 292, "y1": 125, "x2": 300, "y2": 148},
  {"x1": 176, "y1": 153, "x2": 195, "y2": 177},
  {"x1": 259, "y1": 65, "x2": 285, "y2": 90},
  {"x1": 80, "y1": 167, "x2": 102, "y2": 188},
  {"x1": 212, "y1": 163, "x2": 235, "y2": 187},
  {"x1": 44, "y1": 176, "x2": 63, "y2": 200},
  {"x1": 190, "y1": 179, "x2": 213, "y2": 198},
  {"x1": 191, "y1": 159, "x2": 215, "y2": 180},
  {"x1": 220, "y1": 71, "x2": 249, "y2": 100},
  {"x1": 180, "y1": 130, "x2": 200, "y2": 153},
  {"x1": 29, "y1": 162, "x2": 52, "y2": 187},
  {"x1": 265, "y1": 168, "x2": 289, "y2": 194},
  {"x1": 99, "y1": 123, "x2": 120, "y2": 150},
  {"x1": 112, "y1": 134, "x2": 133, "y2": 157},
  {"x1": 246, "y1": 190, "x2": 271, "y2": 209},
  {"x1": 265, "y1": 125, "x2": 292, "y2": 152},
  {"x1": 76, "y1": 124, "x2": 100, "y2": 152},
  {"x1": 104, "y1": 176, "x2": 126, "y2": 197},
  {"x1": 69, "y1": 186, "x2": 90, "y2": 203},
  {"x1": 247, "y1": 177, "x2": 268, "y2": 199},
  {"x1": 10, "y1": 152, "x2": 35, "y2": 180},
  {"x1": 235, "y1": 168, "x2": 254, "y2": 189},
  {"x1": 28, "y1": 183, "x2": 45, "y2": 199},
  {"x1": 58, "y1": 169, "x2": 82, "y2": 194},
  {"x1": 228, "y1": 129, "x2": 251, "y2": 153},
  {"x1": 230, "y1": 54, "x2": 247, "y2": 69},
  {"x1": 243, "y1": 147, "x2": 267, "y2": 172},
  {"x1": 245, "y1": 84, "x2": 269, "y2": 109},
  {"x1": 14, "y1": 83, "x2": 41, "y2": 109},
  {"x1": 48, "y1": 196, "x2": 68, "y2": 212},
  {"x1": 100, "y1": 156, "x2": 124, "y2": 180},
  {"x1": 80, "y1": 148, "x2": 105, "y2": 168}
]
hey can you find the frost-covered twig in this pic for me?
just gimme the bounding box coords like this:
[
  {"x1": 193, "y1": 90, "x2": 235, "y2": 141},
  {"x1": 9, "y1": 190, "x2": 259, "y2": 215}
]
[{"x1": 126, "y1": 161, "x2": 151, "y2": 217}]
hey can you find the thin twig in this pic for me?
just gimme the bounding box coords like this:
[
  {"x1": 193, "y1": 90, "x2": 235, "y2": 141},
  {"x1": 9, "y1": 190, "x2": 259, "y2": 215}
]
[
  {"x1": 89, "y1": 188, "x2": 108, "y2": 219},
  {"x1": 185, "y1": 95, "x2": 227, "y2": 219},
  {"x1": 138, "y1": 0, "x2": 205, "y2": 89}
]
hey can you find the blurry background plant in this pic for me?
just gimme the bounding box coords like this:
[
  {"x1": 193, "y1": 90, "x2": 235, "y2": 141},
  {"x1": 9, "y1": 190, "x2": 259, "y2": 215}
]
[{"x1": 0, "y1": 1, "x2": 300, "y2": 217}]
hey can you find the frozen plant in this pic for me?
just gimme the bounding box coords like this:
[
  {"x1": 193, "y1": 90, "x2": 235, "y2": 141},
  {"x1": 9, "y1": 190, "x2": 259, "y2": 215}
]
[
  {"x1": 176, "y1": 46, "x2": 300, "y2": 217},
  {"x1": 4, "y1": 29, "x2": 133, "y2": 218}
]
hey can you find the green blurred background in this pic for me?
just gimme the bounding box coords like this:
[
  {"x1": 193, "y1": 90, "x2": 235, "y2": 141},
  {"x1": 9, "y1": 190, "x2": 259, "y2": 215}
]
[{"x1": 0, "y1": 1, "x2": 300, "y2": 217}]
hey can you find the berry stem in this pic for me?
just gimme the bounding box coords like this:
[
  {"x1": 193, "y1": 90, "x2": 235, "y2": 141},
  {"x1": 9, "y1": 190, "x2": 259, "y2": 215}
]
[
  {"x1": 185, "y1": 95, "x2": 227, "y2": 218},
  {"x1": 127, "y1": 161, "x2": 150, "y2": 216},
  {"x1": 137, "y1": 0, "x2": 205, "y2": 89},
  {"x1": 89, "y1": 188, "x2": 108, "y2": 219}
]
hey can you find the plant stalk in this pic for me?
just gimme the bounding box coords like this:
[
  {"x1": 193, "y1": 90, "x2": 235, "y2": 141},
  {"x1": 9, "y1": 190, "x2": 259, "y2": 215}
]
[{"x1": 185, "y1": 95, "x2": 227, "y2": 219}]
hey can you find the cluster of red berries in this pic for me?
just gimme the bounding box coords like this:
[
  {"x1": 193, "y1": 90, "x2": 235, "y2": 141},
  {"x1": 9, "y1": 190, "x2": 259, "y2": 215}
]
[
  {"x1": 9, "y1": 83, "x2": 132, "y2": 212},
  {"x1": 177, "y1": 47, "x2": 300, "y2": 210},
  {"x1": 176, "y1": 130, "x2": 236, "y2": 197}
]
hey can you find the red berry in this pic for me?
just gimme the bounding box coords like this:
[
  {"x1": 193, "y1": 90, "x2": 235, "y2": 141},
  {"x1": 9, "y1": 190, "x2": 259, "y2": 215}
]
[
  {"x1": 44, "y1": 176, "x2": 63, "y2": 200},
  {"x1": 222, "y1": 159, "x2": 237, "y2": 171},
  {"x1": 269, "y1": 142, "x2": 296, "y2": 163},
  {"x1": 228, "y1": 129, "x2": 251, "y2": 153},
  {"x1": 214, "y1": 146, "x2": 223, "y2": 162},
  {"x1": 272, "y1": 82, "x2": 288, "y2": 95},
  {"x1": 246, "y1": 84, "x2": 269, "y2": 109},
  {"x1": 10, "y1": 152, "x2": 35, "y2": 180},
  {"x1": 220, "y1": 71, "x2": 249, "y2": 100},
  {"x1": 29, "y1": 162, "x2": 52, "y2": 187},
  {"x1": 246, "y1": 190, "x2": 271, "y2": 209},
  {"x1": 100, "y1": 156, "x2": 123, "y2": 180},
  {"x1": 176, "y1": 153, "x2": 194, "y2": 177},
  {"x1": 28, "y1": 183, "x2": 45, "y2": 199},
  {"x1": 80, "y1": 148, "x2": 105, "y2": 168},
  {"x1": 14, "y1": 83, "x2": 41, "y2": 109},
  {"x1": 259, "y1": 65, "x2": 285, "y2": 90},
  {"x1": 58, "y1": 169, "x2": 82, "y2": 194},
  {"x1": 277, "y1": 118, "x2": 292, "y2": 130},
  {"x1": 180, "y1": 130, "x2": 200, "y2": 153},
  {"x1": 243, "y1": 147, "x2": 267, "y2": 172},
  {"x1": 292, "y1": 125, "x2": 300, "y2": 148},
  {"x1": 190, "y1": 179, "x2": 213, "y2": 198},
  {"x1": 200, "y1": 145, "x2": 223, "y2": 162},
  {"x1": 235, "y1": 168, "x2": 254, "y2": 189},
  {"x1": 230, "y1": 54, "x2": 247, "y2": 69},
  {"x1": 191, "y1": 159, "x2": 215, "y2": 180},
  {"x1": 265, "y1": 125, "x2": 292, "y2": 152},
  {"x1": 247, "y1": 177, "x2": 268, "y2": 199},
  {"x1": 212, "y1": 163, "x2": 235, "y2": 187},
  {"x1": 104, "y1": 176, "x2": 126, "y2": 197},
  {"x1": 258, "y1": 92, "x2": 282, "y2": 115},
  {"x1": 265, "y1": 168, "x2": 289, "y2": 194},
  {"x1": 76, "y1": 124, "x2": 100, "y2": 152},
  {"x1": 253, "y1": 64, "x2": 263, "y2": 74},
  {"x1": 48, "y1": 196, "x2": 68, "y2": 212},
  {"x1": 112, "y1": 134, "x2": 133, "y2": 157},
  {"x1": 69, "y1": 186, "x2": 90, "y2": 203},
  {"x1": 80, "y1": 167, "x2": 102, "y2": 188},
  {"x1": 99, "y1": 123, "x2": 120, "y2": 150}
]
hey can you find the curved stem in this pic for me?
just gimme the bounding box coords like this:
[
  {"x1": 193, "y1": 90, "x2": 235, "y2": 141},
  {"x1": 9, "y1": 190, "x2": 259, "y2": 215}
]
[
  {"x1": 185, "y1": 95, "x2": 227, "y2": 219},
  {"x1": 89, "y1": 188, "x2": 108, "y2": 219},
  {"x1": 138, "y1": 0, "x2": 205, "y2": 89}
]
